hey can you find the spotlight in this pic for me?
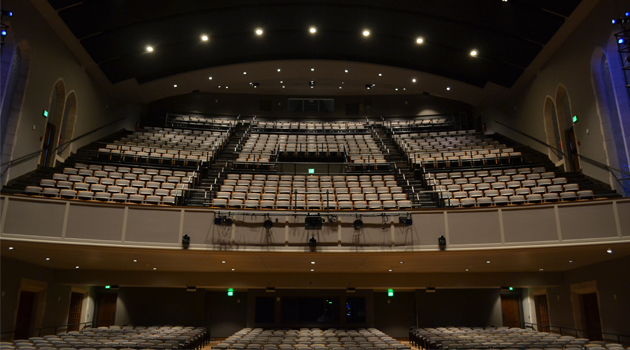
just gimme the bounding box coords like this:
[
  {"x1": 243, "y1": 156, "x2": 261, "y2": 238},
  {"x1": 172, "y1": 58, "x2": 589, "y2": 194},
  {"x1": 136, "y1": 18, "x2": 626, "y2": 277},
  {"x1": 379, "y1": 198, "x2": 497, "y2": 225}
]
[
  {"x1": 252, "y1": 82, "x2": 259, "y2": 88},
  {"x1": 263, "y1": 219, "x2": 273, "y2": 230},
  {"x1": 612, "y1": 19, "x2": 617, "y2": 24},
  {"x1": 255, "y1": 28, "x2": 263, "y2": 36},
  {"x1": 470, "y1": 49, "x2": 478, "y2": 57},
  {"x1": 353, "y1": 219, "x2": 363, "y2": 230},
  {"x1": 146, "y1": 45, "x2": 154, "y2": 52},
  {"x1": 438, "y1": 235, "x2": 446, "y2": 250},
  {"x1": 618, "y1": 38, "x2": 625, "y2": 44},
  {"x1": 201, "y1": 35, "x2": 208, "y2": 41},
  {"x1": 309, "y1": 27, "x2": 317, "y2": 34},
  {"x1": 362, "y1": 30, "x2": 370, "y2": 37},
  {"x1": 182, "y1": 234, "x2": 190, "y2": 249}
]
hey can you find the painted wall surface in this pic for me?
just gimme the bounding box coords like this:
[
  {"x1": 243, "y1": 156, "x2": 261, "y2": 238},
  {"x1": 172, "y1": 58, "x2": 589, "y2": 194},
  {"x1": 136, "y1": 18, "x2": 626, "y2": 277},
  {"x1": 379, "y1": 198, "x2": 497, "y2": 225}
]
[
  {"x1": 113, "y1": 287, "x2": 205, "y2": 326},
  {"x1": 481, "y1": 0, "x2": 628, "y2": 189},
  {"x1": 2, "y1": 0, "x2": 139, "y2": 182},
  {"x1": 204, "y1": 291, "x2": 248, "y2": 338},
  {"x1": 373, "y1": 291, "x2": 415, "y2": 338},
  {"x1": 415, "y1": 288, "x2": 503, "y2": 328},
  {"x1": 0, "y1": 257, "x2": 72, "y2": 337},
  {"x1": 147, "y1": 91, "x2": 472, "y2": 121}
]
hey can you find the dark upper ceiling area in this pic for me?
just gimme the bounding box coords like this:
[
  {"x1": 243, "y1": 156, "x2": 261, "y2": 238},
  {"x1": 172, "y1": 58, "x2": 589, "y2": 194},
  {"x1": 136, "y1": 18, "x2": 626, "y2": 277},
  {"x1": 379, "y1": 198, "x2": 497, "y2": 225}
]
[{"x1": 46, "y1": 0, "x2": 582, "y2": 89}]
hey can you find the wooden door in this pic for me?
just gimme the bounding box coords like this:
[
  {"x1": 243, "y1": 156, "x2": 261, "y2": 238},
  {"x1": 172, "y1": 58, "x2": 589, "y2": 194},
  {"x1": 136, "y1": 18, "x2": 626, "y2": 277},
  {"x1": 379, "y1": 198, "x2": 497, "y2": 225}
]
[
  {"x1": 534, "y1": 294, "x2": 550, "y2": 332},
  {"x1": 67, "y1": 292, "x2": 83, "y2": 331},
  {"x1": 39, "y1": 122, "x2": 55, "y2": 167},
  {"x1": 566, "y1": 128, "x2": 580, "y2": 171},
  {"x1": 582, "y1": 293, "x2": 603, "y2": 341},
  {"x1": 14, "y1": 291, "x2": 36, "y2": 340},
  {"x1": 501, "y1": 295, "x2": 522, "y2": 328},
  {"x1": 95, "y1": 293, "x2": 117, "y2": 327}
]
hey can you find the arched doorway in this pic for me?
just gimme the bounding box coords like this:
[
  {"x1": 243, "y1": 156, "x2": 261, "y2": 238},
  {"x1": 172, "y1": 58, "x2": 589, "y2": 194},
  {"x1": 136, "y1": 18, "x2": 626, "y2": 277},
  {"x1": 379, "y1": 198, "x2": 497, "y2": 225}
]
[
  {"x1": 58, "y1": 91, "x2": 77, "y2": 159},
  {"x1": 41, "y1": 79, "x2": 66, "y2": 167},
  {"x1": 542, "y1": 96, "x2": 563, "y2": 164},
  {"x1": 555, "y1": 85, "x2": 580, "y2": 172}
]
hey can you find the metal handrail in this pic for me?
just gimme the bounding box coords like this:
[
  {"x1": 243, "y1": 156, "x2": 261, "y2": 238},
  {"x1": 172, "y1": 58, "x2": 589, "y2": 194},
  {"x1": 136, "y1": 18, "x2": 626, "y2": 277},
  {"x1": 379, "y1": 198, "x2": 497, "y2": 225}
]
[
  {"x1": 494, "y1": 121, "x2": 630, "y2": 181},
  {"x1": 1, "y1": 321, "x2": 93, "y2": 341},
  {"x1": 524, "y1": 322, "x2": 630, "y2": 345},
  {"x1": 1, "y1": 117, "x2": 127, "y2": 175}
]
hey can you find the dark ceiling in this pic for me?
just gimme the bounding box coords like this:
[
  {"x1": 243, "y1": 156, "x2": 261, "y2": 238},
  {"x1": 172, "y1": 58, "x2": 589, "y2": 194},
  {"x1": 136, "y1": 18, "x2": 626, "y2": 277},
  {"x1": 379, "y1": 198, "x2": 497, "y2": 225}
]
[{"x1": 47, "y1": 0, "x2": 582, "y2": 89}]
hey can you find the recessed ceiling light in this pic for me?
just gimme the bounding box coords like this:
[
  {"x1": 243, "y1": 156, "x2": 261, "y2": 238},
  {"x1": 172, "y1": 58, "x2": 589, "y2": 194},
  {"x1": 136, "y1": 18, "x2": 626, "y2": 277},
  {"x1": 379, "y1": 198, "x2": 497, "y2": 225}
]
[
  {"x1": 173, "y1": 84, "x2": 177, "y2": 87},
  {"x1": 388, "y1": 269, "x2": 392, "y2": 272},
  {"x1": 232, "y1": 268, "x2": 235, "y2": 271},
  {"x1": 277, "y1": 68, "x2": 281, "y2": 72},
  {"x1": 486, "y1": 260, "x2": 491, "y2": 264},
  {"x1": 311, "y1": 68, "x2": 315, "y2": 71},
  {"x1": 201, "y1": 35, "x2": 208, "y2": 41},
  {"x1": 311, "y1": 86, "x2": 314, "y2": 88},
  {"x1": 465, "y1": 268, "x2": 469, "y2": 272},
  {"x1": 607, "y1": 249, "x2": 613, "y2": 254},
  {"x1": 416, "y1": 37, "x2": 424, "y2": 44},
  {"x1": 363, "y1": 30, "x2": 370, "y2": 37},
  {"x1": 569, "y1": 260, "x2": 574, "y2": 263},
  {"x1": 222, "y1": 261, "x2": 226, "y2": 264},
  {"x1": 45, "y1": 257, "x2": 50, "y2": 261},
  {"x1": 470, "y1": 49, "x2": 478, "y2": 57},
  {"x1": 403, "y1": 88, "x2": 406, "y2": 90},
  {"x1": 146, "y1": 46, "x2": 154, "y2": 52},
  {"x1": 280, "y1": 80, "x2": 283, "y2": 83},
  {"x1": 309, "y1": 27, "x2": 317, "y2": 34},
  {"x1": 255, "y1": 28, "x2": 263, "y2": 36},
  {"x1": 75, "y1": 265, "x2": 80, "y2": 269},
  {"x1": 339, "y1": 86, "x2": 342, "y2": 89},
  {"x1": 218, "y1": 86, "x2": 221, "y2": 88},
  {"x1": 395, "y1": 88, "x2": 398, "y2": 91},
  {"x1": 310, "y1": 269, "x2": 314, "y2": 272},
  {"x1": 243, "y1": 71, "x2": 247, "y2": 74},
  {"x1": 282, "y1": 86, "x2": 285, "y2": 88},
  {"x1": 225, "y1": 86, "x2": 228, "y2": 89},
  {"x1": 539, "y1": 268, "x2": 544, "y2": 271},
  {"x1": 378, "y1": 73, "x2": 382, "y2": 77},
  {"x1": 208, "y1": 76, "x2": 212, "y2": 80},
  {"x1": 311, "y1": 261, "x2": 315, "y2": 264},
  {"x1": 153, "y1": 267, "x2": 157, "y2": 270},
  {"x1": 412, "y1": 78, "x2": 417, "y2": 83},
  {"x1": 133, "y1": 259, "x2": 137, "y2": 263},
  {"x1": 8, "y1": 247, "x2": 13, "y2": 250},
  {"x1": 344, "y1": 69, "x2": 348, "y2": 73},
  {"x1": 399, "y1": 261, "x2": 404, "y2": 264},
  {"x1": 446, "y1": 87, "x2": 451, "y2": 90}
]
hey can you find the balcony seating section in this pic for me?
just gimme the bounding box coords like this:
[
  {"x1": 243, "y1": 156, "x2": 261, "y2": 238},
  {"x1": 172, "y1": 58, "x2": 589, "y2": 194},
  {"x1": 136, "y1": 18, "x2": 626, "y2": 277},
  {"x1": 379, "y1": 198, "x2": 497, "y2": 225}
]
[
  {"x1": 97, "y1": 127, "x2": 229, "y2": 165},
  {"x1": 213, "y1": 327, "x2": 410, "y2": 350},
  {"x1": 391, "y1": 130, "x2": 522, "y2": 168},
  {"x1": 24, "y1": 164, "x2": 195, "y2": 205},
  {"x1": 253, "y1": 121, "x2": 367, "y2": 132},
  {"x1": 238, "y1": 132, "x2": 384, "y2": 164},
  {"x1": 167, "y1": 115, "x2": 236, "y2": 129},
  {"x1": 212, "y1": 174, "x2": 410, "y2": 210},
  {"x1": 425, "y1": 167, "x2": 593, "y2": 207},
  {"x1": 385, "y1": 118, "x2": 453, "y2": 131},
  {"x1": 3, "y1": 325, "x2": 209, "y2": 350},
  {"x1": 410, "y1": 326, "x2": 626, "y2": 350}
]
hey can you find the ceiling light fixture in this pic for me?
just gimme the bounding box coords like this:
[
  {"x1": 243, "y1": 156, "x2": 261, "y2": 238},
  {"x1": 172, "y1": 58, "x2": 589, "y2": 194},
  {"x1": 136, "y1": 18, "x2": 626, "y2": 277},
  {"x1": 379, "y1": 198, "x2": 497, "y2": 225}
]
[
  {"x1": 607, "y1": 249, "x2": 613, "y2": 254},
  {"x1": 416, "y1": 37, "x2": 424, "y2": 44},
  {"x1": 133, "y1": 259, "x2": 138, "y2": 262},
  {"x1": 311, "y1": 68, "x2": 315, "y2": 71},
  {"x1": 8, "y1": 247, "x2": 13, "y2": 250},
  {"x1": 75, "y1": 266, "x2": 80, "y2": 269},
  {"x1": 222, "y1": 261, "x2": 226, "y2": 263},
  {"x1": 173, "y1": 84, "x2": 177, "y2": 87},
  {"x1": 446, "y1": 87, "x2": 451, "y2": 90},
  {"x1": 362, "y1": 29, "x2": 370, "y2": 37},
  {"x1": 232, "y1": 268, "x2": 235, "y2": 271},
  {"x1": 255, "y1": 28, "x2": 263, "y2": 36},
  {"x1": 45, "y1": 257, "x2": 50, "y2": 261},
  {"x1": 412, "y1": 78, "x2": 417, "y2": 83},
  {"x1": 243, "y1": 71, "x2": 247, "y2": 74},
  {"x1": 311, "y1": 261, "x2": 315, "y2": 264},
  {"x1": 145, "y1": 46, "x2": 154, "y2": 52},
  {"x1": 378, "y1": 73, "x2": 382, "y2": 76},
  {"x1": 208, "y1": 76, "x2": 212, "y2": 80},
  {"x1": 153, "y1": 267, "x2": 157, "y2": 270},
  {"x1": 388, "y1": 269, "x2": 393, "y2": 272},
  {"x1": 486, "y1": 260, "x2": 491, "y2": 264},
  {"x1": 470, "y1": 49, "x2": 478, "y2": 57},
  {"x1": 344, "y1": 69, "x2": 349, "y2": 73},
  {"x1": 309, "y1": 27, "x2": 317, "y2": 34},
  {"x1": 201, "y1": 35, "x2": 208, "y2": 41},
  {"x1": 310, "y1": 269, "x2": 314, "y2": 272},
  {"x1": 277, "y1": 68, "x2": 281, "y2": 72}
]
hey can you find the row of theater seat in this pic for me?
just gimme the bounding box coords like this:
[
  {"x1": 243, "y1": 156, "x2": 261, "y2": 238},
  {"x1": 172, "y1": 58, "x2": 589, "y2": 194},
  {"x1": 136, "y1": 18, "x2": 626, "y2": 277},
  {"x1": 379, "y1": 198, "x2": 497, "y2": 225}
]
[
  {"x1": 385, "y1": 118, "x2": 451, "y2": 128},
  {"x1": 23, "y1": 164, "x2": 195, "y2": 206},
  {"x1": 3, "y1": 325, "x2": 209, "y2": 350},
  {"x1": 213, "y1": 327, "x2": 408, "y2": 350},
  {"x1": 410, "y1": 326, "x2": 625, "y2": 350},
  {"x1": 213, "y1": 173, "x2": 412, "y2": 210},
  {"x1": 253, "y1": 121, "x2": 367, "y2": 131},
  {"x1": 167, "y1": 115, "x2": 236, "y2": 127}
]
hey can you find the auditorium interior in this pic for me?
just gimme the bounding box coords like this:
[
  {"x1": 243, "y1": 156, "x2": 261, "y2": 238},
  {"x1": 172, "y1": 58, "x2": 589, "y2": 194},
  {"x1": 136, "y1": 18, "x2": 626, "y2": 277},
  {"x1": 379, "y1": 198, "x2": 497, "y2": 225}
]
[{"x1": 1, "y1": 0, "x2": 630, "y2": 349}]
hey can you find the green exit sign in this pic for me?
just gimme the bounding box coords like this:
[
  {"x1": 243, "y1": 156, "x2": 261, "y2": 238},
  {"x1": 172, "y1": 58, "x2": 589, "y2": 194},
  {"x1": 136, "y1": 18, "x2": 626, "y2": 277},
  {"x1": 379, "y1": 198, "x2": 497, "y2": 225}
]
[
  {"x1": 43, "y1": 110, "x2": 49, "y2": 118},
  {"x1": 308, "y1": 168, "x2": 315, "y2": 174},
  {"x1": 572, "y1": 115, "x2": 578, "y2": 123}
]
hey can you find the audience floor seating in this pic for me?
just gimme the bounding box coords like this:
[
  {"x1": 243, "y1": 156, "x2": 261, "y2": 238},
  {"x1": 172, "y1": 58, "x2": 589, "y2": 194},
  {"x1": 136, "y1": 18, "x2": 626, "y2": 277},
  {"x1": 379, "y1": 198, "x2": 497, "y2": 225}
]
[
  {"x1": 1, "y1": 325, "x2": 209, "y2": 350},
  {"x1": 410, "y1": 327, "x2": 627, "y2": 350}
]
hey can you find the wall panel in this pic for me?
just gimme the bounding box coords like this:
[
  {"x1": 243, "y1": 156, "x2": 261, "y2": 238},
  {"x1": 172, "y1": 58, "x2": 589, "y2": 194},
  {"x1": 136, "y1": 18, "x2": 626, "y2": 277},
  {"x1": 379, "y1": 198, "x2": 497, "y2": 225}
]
[{"x1": 66, "y1": 205, "x2": 124, "y2": 241}]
